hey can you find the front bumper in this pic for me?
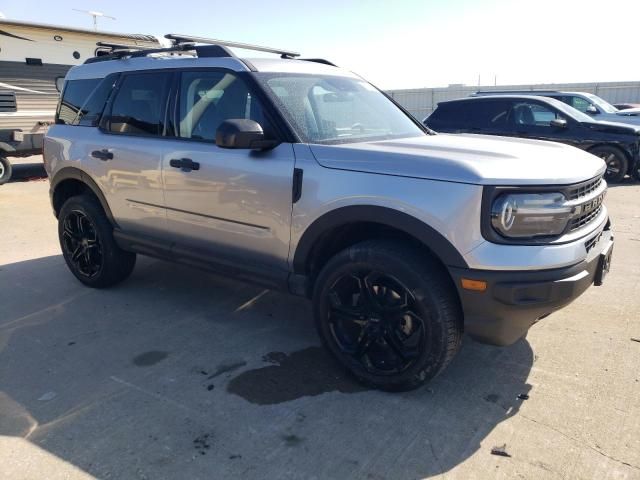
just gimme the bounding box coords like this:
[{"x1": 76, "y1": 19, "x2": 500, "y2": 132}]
[{"x1": 448, "y1": 225, "x2": 613, "y2": 346}]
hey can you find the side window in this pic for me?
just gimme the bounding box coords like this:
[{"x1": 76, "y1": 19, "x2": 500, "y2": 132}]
[
  {"x1": 178, "y1": 71, "x2": 270, "y2": 142},
  {"x1": 428, "y1": 103, "x2": 466, "y2": 129},
  {"x1": 56, "y1": 78, "x2": 101, "y2": 125},
  {"x1": 511, "y1": 102, "x2": 564, "y2": 127},
  {"x1": 570, "y1": 96, "x2": 591, "y2": 113},
  {"x1": 107, "y1": 72, "x2": 171, "y2": 136},
  {"x1": 75, "y1": 73, "x2": 119, "y2": 126}
]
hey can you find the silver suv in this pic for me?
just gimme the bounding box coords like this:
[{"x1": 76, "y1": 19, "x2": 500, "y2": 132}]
[{"x1": 44, "y1": 35, "x2": 614, "y2": 391}]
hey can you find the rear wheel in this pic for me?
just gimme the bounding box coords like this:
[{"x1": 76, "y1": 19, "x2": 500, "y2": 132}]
[
  {"x1": 58, "y1": 195, "x2": 136, "y2": 288},
  {"x1": 0, "y1": 157, "x2": 12, "y2": 185},
  {"x1": 590, "y1": 146, "x2": 628, "y2": 183},
  {"x1": 313, "y1": 240, "x2": 463, "y2": 391}
]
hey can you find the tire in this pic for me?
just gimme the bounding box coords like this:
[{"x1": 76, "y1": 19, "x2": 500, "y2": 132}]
[
  {"x1": 632, "y1": 160, "x2": 640, "y2": 183},
  {"x1": 590, "y1": 146, "x2": 628, "y2": 183},
  {"x1": 312, "y1": 240, "x2": 463, "y2": 391},
  {"x1": 58, "y1": 195, "x2": 136, "y2": 288},
  {"x1": 0, "y1": 157, "x2": 12, "y2": 185}
]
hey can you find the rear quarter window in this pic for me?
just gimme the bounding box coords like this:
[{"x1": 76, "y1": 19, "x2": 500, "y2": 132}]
[
  {"x1": 56, "y1": 78, "x2": 101, "y2": 125},
  {"x1": 428, "y1": 101, "x2": 510, "y2": 131}
]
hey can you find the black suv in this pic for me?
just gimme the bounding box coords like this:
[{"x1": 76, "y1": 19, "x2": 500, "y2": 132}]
[{"x1": 425, "y1": 95, "x2": 640, "y2": 183}]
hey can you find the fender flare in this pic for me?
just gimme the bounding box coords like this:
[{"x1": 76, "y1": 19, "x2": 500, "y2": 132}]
[
  {"x1": 292, "y1": 205, "x2": 468, "y2": 273},
  {"x1": 50, "y1": 167, "x2": 117, "y2": 226}
]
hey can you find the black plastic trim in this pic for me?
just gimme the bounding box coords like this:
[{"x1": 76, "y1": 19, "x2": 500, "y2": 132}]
[
  {"x1": 293, "y1": 205, "x2": 468, "y2": 273},
  {"x1": 113, "y1": 229, "x2": 289, "y2": 291},
  {"x1": 292, "y1": 168, "x2": 303, "y2": 203},
  {"x1": 49, "y1": 167, "x2": 117, "y2": 226},
  {"x1": 448, "y1": 226, "x2": 612, "y2": 346}
]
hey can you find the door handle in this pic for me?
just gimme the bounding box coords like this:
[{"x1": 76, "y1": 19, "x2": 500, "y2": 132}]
[
  {"x1": 91, "y1": 149, "x2": 113, "y2": 161},
  {"x1": 169, "y1": 158, "x2": 200, "y2": 172}
]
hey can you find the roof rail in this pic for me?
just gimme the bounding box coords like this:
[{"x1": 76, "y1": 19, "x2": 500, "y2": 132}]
[
  {"x1": 474, "y1": 89, "x2": 561, "y2": 95},
  {"x1": 166, "y1": 33, "x2": 301, "y2": 58},
  {"x1": 85, "y1": 42, "x2": 238, "y2": 64}
]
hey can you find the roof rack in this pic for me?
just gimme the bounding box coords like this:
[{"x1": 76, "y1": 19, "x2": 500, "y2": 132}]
[
  {"x1": 84, "y1": 34, "x2": 337, "y2": 68},
  {"x1": 166, "y1": 33, "x2": 301, "y2": 58}
]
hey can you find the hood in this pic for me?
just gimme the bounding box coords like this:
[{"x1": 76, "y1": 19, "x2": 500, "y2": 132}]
[
  {"x1": 593, "y1": 112, "x2": 640, "y2": 126},
  {"x1": 581, "y1": 120, "x2": 640, "y2": 135},
  {"x1": 615, "y1": 107, "x2": 640, "y2": 116},
  {"x1": 309, "y1": 134, "x2": 606, "y2": 185}
]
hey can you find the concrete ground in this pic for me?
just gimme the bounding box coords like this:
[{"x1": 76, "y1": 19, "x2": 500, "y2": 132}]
[{"x1": 1, "y1": 164, "x2": 639, "y2": 480}]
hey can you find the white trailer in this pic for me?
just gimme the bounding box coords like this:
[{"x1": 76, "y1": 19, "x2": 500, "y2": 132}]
[{"x1": 0, "y1": 19, "x2": 160, "y2": 184}]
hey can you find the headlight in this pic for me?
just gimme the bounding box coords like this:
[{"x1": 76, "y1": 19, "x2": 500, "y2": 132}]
[{"x1": 491, "y1": 192, "x2": 574, "y2": 238}]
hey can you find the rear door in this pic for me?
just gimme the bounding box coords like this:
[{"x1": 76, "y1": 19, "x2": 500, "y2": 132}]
[
  {"x1": 88, "y1": 71, "x2": 172, "y2": 237},
  {"x1": 160, "y1": 69, "x2": 295, "y2": 272}
]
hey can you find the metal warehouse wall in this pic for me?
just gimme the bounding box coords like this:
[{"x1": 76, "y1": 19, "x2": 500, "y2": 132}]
[{"x1": 386, "y1": 81, "x2": 640, "y2": 121}]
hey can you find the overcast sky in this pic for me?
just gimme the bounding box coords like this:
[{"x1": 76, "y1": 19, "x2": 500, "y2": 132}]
[{"x1": 1, "y1": 0, "x2": 638, "y2": 89}]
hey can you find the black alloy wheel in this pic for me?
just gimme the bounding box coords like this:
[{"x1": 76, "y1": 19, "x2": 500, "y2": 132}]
[
  {"x1": 61, "y1": 210, "x2": 103, "y2": 278},
  {"x1": 313, "y1": 240, "x2": 463, "y2": 391},
  {"x1": 58, "y1": 195, "x2": 136, "y2": 288},
  {"x1": 327, "y1": 270, "x2": 426, "y2": 376},
  {"x1": 591, "y1": 146, "x2": 628, "y2": 183}
]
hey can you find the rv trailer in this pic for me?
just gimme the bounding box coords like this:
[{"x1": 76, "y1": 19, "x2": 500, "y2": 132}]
[{"x1": 0, "y1": 19, "x2": 160, "y2": 184}]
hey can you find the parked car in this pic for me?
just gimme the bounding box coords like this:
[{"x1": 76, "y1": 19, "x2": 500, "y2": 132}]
[
  {"x1": 613, "y1": 103, "x2": 640, "y2": 111},
  {"x1": 425, "y1": 95, "x2": 640, "y2": 183},
  {"x1": 45, "y1": 35, "x2": 614, "y2": 391},
  {"x1": 473, "y1": 90, "x2": 640, "y2": 127}
]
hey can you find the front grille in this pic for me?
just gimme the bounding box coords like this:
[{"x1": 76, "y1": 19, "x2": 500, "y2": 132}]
[
  {"x1": 566, "y1": 176, "x2": 603, "y2": 200},
  {"x1": 570, "y1": 205, "x2": 603, "y2": 232},
  {"x1": 0, "y1": 90, "x2": 17, "y2": 113}
]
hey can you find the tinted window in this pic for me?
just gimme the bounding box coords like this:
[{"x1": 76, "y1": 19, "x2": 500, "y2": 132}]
[
  {"x1": 74, "y1": 73, "x2": 119, "y2": 126},
  {"x1": 107, "y1": 73, "x2": 171, "y2": 136},
  {"x1": 428, "y1": 100, "x2": 510, "y2": 130},
  {"x1": 178, "y1": 71, "x2": 271, "y2": 142},
  {"x1": 56, "y1": 78, "x2": 101, "y2": 125},
  {"x1": 511, "y1": 102, "x2": 565, "y2": 127}
]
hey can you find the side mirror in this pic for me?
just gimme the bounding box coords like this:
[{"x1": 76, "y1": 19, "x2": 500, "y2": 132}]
[
  {"x1": 55, "y1": 76, "x2": 65, "y2": 93},
  {"x1": 586, "y1": 104, "x2": 598, "y2": 114},
  {"x1": 550, "y1": 118, "x2": 568, "y2": 129},
  {"x1": 215, "y1": 119, "x2": 279, "y2": 150}
]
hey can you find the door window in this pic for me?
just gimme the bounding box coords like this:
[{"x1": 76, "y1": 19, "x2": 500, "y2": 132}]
[
  {"x1": 570, "y1": 96, "x2": 592, "y2": 113},
  {"x1": 511, "y1": 102, "x2": 565, "y2": 127},
  {"x1": 107, "y1": 72, "x2": 172, "y2": 136},
  {"x1": 178, "y1": 71, "x2": 270, "y2": 142}
]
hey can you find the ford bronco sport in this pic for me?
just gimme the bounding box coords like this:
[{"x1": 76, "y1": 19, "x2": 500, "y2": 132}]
[{"x1": 44, "y1": 35, "x2": 614, "y2": 391}]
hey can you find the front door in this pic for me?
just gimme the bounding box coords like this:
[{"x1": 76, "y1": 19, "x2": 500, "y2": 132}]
[
  {"x1": 161, "y1": 69, "x2": 295, "y2": 272},
  {"x1": 507, "y1": 100, "x2": 576, "y2": 147}
]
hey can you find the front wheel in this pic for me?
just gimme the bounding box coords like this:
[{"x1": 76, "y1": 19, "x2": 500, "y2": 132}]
[
  {"x1": 313, "y1": 240, "x2": 463, "y2": 391},
  {"x1": 58, "y1": 195, "x2": 136, "y2": 288},
  {"x1": 590, "y1": 146, "x2": 628, "y2": 183},
  {"x1": 0, "y1": 157, "x2": 12, "y2": 185},
  {"x1": 632, "y1": 160, "x2": 640, "y2": 182}
]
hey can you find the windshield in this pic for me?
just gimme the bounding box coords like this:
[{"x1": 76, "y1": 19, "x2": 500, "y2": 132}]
[
  {"x1": 584, "y1": 93, "x2": 618, "y2": 113},
  {"x1": 549, "y1": 99, "x2": 594, "y2": 122},
  {"x1": 255, "y1": 73, "x2": 426, "y2": 144}
]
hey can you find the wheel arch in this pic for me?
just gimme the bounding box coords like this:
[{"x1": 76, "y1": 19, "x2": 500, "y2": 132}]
[
  {"x1": 292, "y1": 205, "x2": 468, "y2": 284},
  {"x1": 50, "y1": 167, "x2": 117, "y2": 226},
  {"x1": 587, "y1": 143, "x2": 633, "y2": 173}
]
